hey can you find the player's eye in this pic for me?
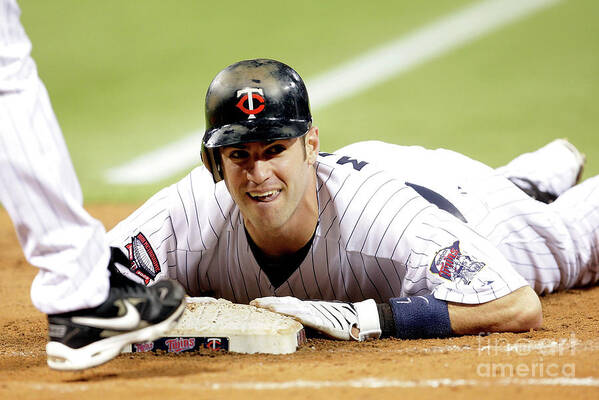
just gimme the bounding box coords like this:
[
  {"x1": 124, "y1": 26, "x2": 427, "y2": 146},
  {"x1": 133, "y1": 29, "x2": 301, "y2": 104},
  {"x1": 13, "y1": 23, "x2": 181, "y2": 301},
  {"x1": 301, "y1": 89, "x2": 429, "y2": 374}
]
[
  {"x1": 226, "y1": 150, "x2": 249, "y2": 160},
  {"x1": 265, "y1": 144, "x2": 286, "y2": 156}
]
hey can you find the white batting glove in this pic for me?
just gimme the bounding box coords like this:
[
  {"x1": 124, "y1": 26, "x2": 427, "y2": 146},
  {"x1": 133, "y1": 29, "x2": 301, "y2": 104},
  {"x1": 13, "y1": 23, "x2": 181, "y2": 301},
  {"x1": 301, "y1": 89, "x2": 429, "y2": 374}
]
[{"x1": 250, "y1": 297, "x2": 381, "y2": 341}]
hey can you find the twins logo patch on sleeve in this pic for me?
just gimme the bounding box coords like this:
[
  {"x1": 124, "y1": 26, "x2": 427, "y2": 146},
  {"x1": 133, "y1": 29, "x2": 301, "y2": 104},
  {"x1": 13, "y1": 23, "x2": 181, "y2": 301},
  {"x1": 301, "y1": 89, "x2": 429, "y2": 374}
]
[
  {"x1": 430, "y1": 241, "x2": 485, "y2": 285},
  {"x1": 125, "y1": 232, "x2": 161, "y2": 285}
]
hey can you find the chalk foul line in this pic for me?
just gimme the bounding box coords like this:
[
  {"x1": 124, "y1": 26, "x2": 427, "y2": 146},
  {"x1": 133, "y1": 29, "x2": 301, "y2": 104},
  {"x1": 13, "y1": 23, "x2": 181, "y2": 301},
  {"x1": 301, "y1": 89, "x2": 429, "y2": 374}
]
[
  {"x1": 209, "y1": 377, "x2": 599, "y2": 390},
  {"x1": 104, "y1": 0, "x2": 561, "y2": 185},
  {"x1": 20, "y1": 377, "x2": 599, "y2": 392}
]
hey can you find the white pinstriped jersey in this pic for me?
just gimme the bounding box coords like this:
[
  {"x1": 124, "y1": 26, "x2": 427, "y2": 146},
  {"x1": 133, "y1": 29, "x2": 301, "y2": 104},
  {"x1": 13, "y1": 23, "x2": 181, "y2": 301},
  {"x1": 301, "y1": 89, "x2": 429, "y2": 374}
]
[
  {"x1": 109, "y1": 151, "x2": 532, "y2": 305},
  {"x1": 338, "y1": 141, "x2": 599, "y2": 295}
]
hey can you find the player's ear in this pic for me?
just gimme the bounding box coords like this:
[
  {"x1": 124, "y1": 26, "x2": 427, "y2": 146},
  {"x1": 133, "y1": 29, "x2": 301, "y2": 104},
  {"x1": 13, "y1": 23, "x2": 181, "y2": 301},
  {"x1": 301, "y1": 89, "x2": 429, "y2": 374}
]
[{"x1": 304, "y1": 126, "x2": 319, "y2": 164}]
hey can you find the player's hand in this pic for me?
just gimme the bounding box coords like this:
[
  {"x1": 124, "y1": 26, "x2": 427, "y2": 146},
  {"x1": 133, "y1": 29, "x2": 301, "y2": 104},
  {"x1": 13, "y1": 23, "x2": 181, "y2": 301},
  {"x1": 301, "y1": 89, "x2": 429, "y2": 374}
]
[{"x1": 250, "y1": 297, "x2": 381, "y2": 341}]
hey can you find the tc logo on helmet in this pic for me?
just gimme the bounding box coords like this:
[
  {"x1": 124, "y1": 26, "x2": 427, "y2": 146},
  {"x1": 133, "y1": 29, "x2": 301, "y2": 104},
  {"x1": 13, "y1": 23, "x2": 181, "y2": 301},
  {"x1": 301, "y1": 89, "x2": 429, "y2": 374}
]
[{"x1": 236, "y1": 87, "x2": 265, "y2": 119}]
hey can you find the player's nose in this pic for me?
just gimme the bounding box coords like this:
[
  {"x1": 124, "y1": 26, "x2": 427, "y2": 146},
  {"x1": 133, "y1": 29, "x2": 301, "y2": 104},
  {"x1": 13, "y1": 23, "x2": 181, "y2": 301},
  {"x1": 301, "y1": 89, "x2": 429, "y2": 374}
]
[{"x1": 246, "y1": 159, "x2": 271, "y2": 184}]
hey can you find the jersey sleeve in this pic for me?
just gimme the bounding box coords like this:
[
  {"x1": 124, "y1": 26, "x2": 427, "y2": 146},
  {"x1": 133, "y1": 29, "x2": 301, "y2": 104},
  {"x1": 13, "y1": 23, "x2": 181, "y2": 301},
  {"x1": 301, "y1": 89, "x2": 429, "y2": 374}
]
[
  {"x1": 403, "y1": 208, "x2": 530, "y2": 304},
  {"x1": 107, "y1": 184, "x2": 179, "y2": 286}
]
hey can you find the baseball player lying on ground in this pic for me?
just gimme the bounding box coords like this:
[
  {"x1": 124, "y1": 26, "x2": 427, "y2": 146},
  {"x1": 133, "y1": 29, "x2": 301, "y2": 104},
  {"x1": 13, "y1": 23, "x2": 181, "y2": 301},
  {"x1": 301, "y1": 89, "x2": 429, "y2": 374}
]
[{"x1": 108, "y1": 59, "x2": 598, "y2": 341}]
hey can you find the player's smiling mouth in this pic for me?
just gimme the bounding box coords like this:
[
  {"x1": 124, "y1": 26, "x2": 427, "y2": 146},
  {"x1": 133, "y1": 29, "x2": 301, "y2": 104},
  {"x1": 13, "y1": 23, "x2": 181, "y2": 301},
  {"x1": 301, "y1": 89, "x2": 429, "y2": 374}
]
[{"x1": 247, "y1": 189, "x2": 281, "y2": 202}]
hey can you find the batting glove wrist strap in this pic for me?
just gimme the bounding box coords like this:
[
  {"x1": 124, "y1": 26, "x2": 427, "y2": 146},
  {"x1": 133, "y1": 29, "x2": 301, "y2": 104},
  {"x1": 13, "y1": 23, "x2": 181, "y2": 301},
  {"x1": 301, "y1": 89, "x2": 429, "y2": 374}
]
[{"x1": 352, "y1": 299, "x2": 382, "y2": 341}]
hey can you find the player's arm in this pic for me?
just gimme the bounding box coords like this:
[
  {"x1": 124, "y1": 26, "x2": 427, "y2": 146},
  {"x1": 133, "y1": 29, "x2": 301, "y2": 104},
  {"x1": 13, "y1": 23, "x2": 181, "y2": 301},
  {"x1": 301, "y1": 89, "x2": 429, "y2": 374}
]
[
  {"x1": 375, "y1": 285, "x2": 541, "y2": 339},
  {"x1": 375, "y1": 204, "x2": 543, "y2": 339},
  {"x1": 448, "y1": 285, "x2": 542, "y2": 335},
  {"x1": 252, "y1": 220, "x2": 543, "y2": 340},
  {"x1": 106, "y1": 184, "x2": 178, "y2": 286},
  {"x1": 251, "y1": 285, "x2": 542, "y2": 341}
]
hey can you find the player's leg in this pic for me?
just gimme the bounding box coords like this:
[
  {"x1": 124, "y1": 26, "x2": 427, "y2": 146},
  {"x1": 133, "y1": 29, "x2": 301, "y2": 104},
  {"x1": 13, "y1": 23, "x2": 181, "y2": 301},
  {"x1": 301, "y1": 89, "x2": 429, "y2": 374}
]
[
  {"x1": 463, "y1": 174, "x2": 562, "y2": 294},
  {"x1": 0, "y1": 0, "x2": 110, "y2": 314},
  {"x1": 495, "y1": 139, "x2": 585, "y2": 202},
  {"x1": 0, "y1": 0, "x2": 185, "y2": 370},
  {"x1": 0, "y1": 82, "x2": 118, "y2": 311},
  {"x1": 548, "y1": 175, "x2": 599, "y2": 288},
  {"x1": 464, "y1": 170, "x2": 598, "y2": 295}
]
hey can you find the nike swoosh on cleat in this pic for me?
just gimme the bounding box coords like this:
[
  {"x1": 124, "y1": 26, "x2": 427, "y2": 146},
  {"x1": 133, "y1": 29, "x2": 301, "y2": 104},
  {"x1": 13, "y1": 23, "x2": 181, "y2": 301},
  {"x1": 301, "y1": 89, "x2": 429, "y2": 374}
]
[
  {"x1": 158, "y1": 287, "x2": 169, "y2": 300},
  {"x1": 72, "y1": 300, "x2": 141, "y2": 330}
]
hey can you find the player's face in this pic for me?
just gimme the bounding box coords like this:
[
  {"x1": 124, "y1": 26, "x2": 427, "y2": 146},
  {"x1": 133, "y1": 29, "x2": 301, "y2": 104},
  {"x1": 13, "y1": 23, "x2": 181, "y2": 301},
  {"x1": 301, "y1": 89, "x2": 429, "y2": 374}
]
[{"x1": 220, "y1": 128, "x2": 319, "y2": 235}]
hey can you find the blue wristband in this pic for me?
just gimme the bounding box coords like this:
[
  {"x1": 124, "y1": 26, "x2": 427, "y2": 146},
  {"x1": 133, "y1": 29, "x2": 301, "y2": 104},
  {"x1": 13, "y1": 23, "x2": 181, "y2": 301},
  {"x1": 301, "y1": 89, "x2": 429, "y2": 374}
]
[{"x1": 388, "y1": 294, "x2": 452, "y2": 339}]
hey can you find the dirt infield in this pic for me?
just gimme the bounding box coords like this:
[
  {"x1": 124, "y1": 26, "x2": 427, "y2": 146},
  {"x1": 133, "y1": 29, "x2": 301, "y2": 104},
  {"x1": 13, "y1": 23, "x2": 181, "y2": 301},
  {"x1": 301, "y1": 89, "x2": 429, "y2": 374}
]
[{"x1": 1, "y1": 205, "x2": 598, "y2": 400}]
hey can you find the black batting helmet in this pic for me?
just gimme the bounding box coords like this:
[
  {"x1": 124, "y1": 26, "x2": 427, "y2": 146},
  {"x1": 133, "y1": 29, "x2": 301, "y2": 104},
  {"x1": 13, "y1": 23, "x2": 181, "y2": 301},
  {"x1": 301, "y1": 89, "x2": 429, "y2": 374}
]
[{"x1": 201, "y1": 59, "x2": 312, "y2": 182}]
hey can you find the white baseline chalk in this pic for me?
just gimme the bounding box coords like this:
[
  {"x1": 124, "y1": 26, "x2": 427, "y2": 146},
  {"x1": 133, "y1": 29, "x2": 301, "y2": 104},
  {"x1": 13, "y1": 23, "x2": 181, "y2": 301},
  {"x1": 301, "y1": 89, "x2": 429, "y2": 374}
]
[{"x1": 23, "y1": 377, "x2": 599, "y2": 393}]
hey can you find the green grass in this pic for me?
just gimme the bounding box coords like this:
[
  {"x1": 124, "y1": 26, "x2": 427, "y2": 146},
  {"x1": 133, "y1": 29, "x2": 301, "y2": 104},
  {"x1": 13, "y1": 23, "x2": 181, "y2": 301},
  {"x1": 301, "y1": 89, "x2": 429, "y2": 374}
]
[
  {"x1": 317, "y1": 0, "x2": 599, "y2": 168},
  {"x1": 18, "y1": 0, "x2": 598, "y2": 202}
]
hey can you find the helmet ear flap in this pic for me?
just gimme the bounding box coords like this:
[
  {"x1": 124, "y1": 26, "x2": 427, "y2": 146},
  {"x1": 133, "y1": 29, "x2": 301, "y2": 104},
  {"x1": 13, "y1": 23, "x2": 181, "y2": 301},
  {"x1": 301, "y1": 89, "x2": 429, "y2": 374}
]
[{"x1": 201, "y1": 145, "x2": 224, "y2": 183}]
